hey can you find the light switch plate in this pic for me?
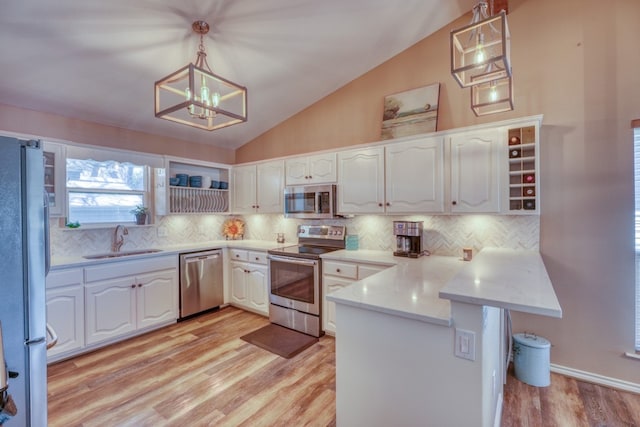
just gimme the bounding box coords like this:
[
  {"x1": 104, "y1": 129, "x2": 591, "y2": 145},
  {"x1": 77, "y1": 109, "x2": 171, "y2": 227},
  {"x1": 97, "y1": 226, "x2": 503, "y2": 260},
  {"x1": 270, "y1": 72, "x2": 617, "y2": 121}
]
[{"x1": 454, "y1": 328, "x2": 476, "y2": 361}]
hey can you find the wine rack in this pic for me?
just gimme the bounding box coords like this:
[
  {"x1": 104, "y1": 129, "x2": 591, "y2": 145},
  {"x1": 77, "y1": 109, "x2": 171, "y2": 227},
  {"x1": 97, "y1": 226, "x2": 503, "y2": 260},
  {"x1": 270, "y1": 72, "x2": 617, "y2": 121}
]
[{"x1": 507, "y1": 125, "x2": 538, "y2": 212}]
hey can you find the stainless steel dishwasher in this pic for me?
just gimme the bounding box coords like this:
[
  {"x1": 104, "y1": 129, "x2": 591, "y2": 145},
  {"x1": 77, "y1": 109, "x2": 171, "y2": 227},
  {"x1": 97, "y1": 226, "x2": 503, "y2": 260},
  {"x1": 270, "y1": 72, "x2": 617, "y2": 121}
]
[{"x1": 179, "y1": 249, "x2": 223, "y2": 319}]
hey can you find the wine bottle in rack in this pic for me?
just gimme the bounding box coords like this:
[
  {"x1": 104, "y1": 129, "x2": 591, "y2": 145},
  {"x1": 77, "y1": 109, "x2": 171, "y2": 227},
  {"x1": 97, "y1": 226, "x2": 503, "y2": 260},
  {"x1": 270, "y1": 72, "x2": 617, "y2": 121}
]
[{"x1": 522, "y1": 173, "x2": 535, "y2": 184}]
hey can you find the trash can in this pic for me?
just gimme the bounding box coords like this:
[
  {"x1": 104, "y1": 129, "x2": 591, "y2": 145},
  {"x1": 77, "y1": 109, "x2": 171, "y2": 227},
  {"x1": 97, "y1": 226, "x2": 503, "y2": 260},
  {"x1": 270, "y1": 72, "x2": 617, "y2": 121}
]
[{"x1": 512, "y1": 333, "x2": 551, "y2": 387}]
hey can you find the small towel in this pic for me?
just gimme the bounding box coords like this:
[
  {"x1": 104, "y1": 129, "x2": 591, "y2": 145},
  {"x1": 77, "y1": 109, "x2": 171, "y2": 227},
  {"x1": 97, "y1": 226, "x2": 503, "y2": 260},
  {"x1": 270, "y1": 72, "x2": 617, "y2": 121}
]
[{"x1": 0, "y1": 392, "x2": 17, "y2": 425}]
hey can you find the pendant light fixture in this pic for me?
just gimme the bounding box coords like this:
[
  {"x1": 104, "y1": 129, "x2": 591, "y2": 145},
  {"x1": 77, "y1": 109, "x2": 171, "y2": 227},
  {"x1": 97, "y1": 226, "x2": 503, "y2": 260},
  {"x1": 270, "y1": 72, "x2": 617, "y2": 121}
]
[
  {"x1": 154, "y1": 21, "x2": 247, "y2": 131},
  {"x1": 451, "y1": 1, "x2": 511, "y2": 88}
]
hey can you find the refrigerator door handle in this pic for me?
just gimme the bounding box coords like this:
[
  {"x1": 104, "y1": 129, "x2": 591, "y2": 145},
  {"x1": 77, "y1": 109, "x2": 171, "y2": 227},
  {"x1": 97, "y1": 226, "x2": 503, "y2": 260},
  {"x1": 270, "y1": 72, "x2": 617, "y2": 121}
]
[
  {"x1": 43, "y1": 192, "x2": 51, "y2": 276},
  {"x1": 46, "y1": 323, "x2": 58, "y2": 350}
]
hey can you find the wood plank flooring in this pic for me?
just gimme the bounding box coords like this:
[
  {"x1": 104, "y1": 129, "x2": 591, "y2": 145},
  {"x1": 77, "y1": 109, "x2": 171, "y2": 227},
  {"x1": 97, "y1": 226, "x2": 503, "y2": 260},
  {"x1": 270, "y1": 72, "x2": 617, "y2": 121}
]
[{"x1": 48, "y1": 307, "x2": 640, "y2": 426}]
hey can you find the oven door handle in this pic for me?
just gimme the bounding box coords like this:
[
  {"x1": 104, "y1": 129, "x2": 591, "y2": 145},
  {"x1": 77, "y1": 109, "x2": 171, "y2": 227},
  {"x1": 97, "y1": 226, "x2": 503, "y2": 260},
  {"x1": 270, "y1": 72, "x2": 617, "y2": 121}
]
[{"x1": 268, "y1": 255, "x2": 318, "y2": 266}]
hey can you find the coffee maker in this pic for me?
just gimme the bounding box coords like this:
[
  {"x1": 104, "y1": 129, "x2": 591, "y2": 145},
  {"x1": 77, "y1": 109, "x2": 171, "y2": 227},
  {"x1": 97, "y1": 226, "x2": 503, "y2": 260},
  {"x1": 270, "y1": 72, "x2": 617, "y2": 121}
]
[{"x1": 393, "y1": 221, "x2": 424, "y2": 258}]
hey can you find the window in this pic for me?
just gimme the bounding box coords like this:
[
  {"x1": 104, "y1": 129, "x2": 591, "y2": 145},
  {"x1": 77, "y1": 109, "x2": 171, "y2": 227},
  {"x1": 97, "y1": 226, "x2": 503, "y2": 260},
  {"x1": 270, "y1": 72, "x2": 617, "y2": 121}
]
[
  {"x1": 66, "y1": 158, "x2": 148, "y2": 224},
  {"x1": 634, "y1": 125, "x2": 640, "y2": 350}
]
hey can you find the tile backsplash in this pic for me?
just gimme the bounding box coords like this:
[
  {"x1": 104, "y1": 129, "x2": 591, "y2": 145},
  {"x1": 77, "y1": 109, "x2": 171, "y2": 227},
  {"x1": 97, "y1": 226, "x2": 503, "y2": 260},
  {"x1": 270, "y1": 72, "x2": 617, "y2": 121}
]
[{"x1": 51, "y1": 214, "x2": 539, "y2": 258}]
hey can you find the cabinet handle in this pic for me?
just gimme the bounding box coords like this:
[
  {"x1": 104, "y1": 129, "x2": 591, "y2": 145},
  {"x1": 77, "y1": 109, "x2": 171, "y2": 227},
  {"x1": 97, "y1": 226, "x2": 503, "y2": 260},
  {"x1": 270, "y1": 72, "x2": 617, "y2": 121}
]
[{"x1": 452, "y1": 201, "x2": 457, "y2": 205}]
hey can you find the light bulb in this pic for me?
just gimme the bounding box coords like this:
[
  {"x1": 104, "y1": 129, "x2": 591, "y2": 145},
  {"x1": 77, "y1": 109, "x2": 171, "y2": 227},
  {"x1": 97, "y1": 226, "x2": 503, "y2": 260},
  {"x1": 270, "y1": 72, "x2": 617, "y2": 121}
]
[
  {"x1": 212, "y1": 92, "x2": 221, "y2": 107},
  {"x1": 489, "y1": 83, "x2": 498, "y2": 102},
  {"x1": 185, "y1": 88, "x2": 194, "y2": 115},
  {"x1": 201, "y1": 85, "x2": 210, "y2": 106},
  {"x1": 475, "y1": 33, "x2": 485, "y2": 64}
]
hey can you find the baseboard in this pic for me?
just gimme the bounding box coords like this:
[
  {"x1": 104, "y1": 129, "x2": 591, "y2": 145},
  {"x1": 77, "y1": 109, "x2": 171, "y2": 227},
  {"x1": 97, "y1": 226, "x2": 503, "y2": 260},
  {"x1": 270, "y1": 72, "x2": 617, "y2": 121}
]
[
  {"x1": 493, "y1": 392, "x2": 503, "y2": 427},
  {"x1": 551, "y1": 363, "x2": 640, "y2": 394}
]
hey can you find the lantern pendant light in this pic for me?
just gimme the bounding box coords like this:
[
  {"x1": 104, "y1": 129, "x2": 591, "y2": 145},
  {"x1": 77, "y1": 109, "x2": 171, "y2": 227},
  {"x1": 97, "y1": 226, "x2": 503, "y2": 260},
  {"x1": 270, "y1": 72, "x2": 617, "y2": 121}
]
[
  {"x1": 154, "y1": 21, "x2": 247, "y2": 131},
  {"x1": 450, "y1": 2, "x2": 511, "y2": 88}
]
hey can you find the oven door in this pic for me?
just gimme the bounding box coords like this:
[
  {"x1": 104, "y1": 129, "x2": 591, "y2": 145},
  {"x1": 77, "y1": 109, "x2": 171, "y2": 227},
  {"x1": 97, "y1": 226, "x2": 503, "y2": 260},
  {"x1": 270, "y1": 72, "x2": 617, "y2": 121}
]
[{"x1": 268, "y1": 254, "x2": 320, "y2": 316}]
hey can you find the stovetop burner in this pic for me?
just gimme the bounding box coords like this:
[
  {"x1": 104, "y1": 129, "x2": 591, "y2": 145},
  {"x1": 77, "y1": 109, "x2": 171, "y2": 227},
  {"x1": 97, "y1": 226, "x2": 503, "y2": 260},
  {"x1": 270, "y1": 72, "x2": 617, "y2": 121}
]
[{"x1": 268, "y1": 225, "x2": 346, "y2": 260}]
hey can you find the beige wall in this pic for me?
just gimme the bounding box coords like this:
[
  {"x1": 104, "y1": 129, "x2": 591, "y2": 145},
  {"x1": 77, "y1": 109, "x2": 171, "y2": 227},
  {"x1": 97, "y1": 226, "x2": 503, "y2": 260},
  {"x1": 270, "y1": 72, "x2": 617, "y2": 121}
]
[
  {"x1": 238, "y1": 0, "x2": 640, "y2": 383},
  {"x1": 0, "y1": 103, "x2": 235, "y2": 164}
]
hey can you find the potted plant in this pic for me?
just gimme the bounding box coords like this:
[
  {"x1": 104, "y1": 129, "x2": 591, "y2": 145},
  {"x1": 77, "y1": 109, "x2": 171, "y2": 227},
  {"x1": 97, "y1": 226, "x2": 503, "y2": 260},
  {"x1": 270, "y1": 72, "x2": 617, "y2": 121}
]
[{"x1": 130, "y1": 205, "x2": 149, "y2": 225}]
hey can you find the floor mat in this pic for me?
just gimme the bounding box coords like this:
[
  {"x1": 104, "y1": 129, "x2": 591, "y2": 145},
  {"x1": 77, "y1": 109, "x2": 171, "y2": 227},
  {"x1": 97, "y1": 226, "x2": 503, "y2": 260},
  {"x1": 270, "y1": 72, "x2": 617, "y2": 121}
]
[{"x1": 240, "y1": 324, "x2": 318, "y2": 359}]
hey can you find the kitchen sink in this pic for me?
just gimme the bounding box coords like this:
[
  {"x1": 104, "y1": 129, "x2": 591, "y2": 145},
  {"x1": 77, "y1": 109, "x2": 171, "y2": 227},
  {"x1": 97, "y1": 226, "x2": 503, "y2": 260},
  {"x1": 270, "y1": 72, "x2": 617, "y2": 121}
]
[{"x1": 83, "y1": 249, "x2": 163, "y2": 259}]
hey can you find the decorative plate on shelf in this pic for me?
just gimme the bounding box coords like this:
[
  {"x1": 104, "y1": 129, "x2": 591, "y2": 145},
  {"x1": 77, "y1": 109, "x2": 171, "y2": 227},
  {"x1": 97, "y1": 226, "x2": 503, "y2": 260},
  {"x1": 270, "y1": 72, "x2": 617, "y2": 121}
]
[{"x1": 223, "y1": 218, "x2": 245, "y2": 240}]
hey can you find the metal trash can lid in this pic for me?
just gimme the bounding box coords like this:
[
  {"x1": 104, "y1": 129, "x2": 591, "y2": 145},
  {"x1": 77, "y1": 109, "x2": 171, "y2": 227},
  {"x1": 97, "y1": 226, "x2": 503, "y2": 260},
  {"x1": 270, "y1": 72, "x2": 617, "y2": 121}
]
[{"x1": 513, "y1": 333, "x2": 550, "y2": 349}]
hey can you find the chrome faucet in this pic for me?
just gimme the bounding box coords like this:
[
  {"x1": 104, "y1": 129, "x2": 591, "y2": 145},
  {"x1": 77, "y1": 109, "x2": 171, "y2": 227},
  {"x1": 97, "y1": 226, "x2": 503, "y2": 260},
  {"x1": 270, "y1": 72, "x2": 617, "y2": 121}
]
[{"x1": 112, "y1": 225, "x2": 129, "y2": 252}]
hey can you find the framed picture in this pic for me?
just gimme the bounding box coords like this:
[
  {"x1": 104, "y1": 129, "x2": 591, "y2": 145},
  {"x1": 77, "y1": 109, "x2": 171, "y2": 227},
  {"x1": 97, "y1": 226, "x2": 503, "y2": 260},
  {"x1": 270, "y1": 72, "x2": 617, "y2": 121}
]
[{"x1": 381, "y1": 83, "x2": 440, "y2": 140}]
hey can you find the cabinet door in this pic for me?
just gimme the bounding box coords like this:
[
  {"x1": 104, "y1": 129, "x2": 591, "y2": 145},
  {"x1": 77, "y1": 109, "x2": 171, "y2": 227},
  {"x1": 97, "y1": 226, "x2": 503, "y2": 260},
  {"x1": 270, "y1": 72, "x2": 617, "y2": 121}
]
[
  {"x1": 46, "y1": 285, "x2": 84, "y2": 358},
  {"x1": 232, "y1": 165, "x2": 257, "y2": 213},
  {"x1": 230, "y1": 262, "x2": 249, "y2": 307},
  {"x1": 450, "y1": 130, "x2": 501, "y2": 213},
  {"x1": 337, "y1": 147, "x2": 385, "y2": 214},
  {"x1": 257, "y1": 160, "x2": 285, "y2": 213},
  {"x1": 307, "y1": 153, "x2": 337, "y2": 183},
  {"x1": 85, "y1": 277, "x2": 136, "y2": 345},
  {"x1": 358, "y1": 264, "x2": 388, "y2": 280},
  {"x1": 285, "y1": 157, "x2": 309, "y2": 185},
  {"x1": 323, "y1": 275, "x2": 353, "y2": 335},
  {"x1": 42, "y1": 141, "x2": 66, "y2": 217},
  {"x1": 136, "y1": 269, "x2": 178, "y2": 329},
  {"x1": 385, "y1": 137, "x2": 444, "y2": 213},
  {"x1": 247, "y1": 265, "x2": 269, "y2": 316}
]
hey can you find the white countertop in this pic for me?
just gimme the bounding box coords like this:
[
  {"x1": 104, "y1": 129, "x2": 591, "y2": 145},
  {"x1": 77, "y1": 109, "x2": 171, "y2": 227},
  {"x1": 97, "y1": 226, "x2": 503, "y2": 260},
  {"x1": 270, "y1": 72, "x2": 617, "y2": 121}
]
[
  {"x1": 324, "y1": 252, "x2": 463, "y2": 326},
  {"x1": 325, "y1": 247, "x2": 562, "y2": 326},
  {"x1": 51, "y1": 239, "x2": 288, "y2": 268},
  {"x1": 439, "y1": 248, "x2": 563, "y2": 318}
]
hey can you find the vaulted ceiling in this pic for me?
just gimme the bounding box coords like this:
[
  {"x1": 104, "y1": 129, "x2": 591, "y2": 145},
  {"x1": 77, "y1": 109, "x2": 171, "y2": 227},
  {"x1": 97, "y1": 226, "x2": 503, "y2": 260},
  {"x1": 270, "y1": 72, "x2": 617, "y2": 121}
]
[{"x1": 0, "y1": 0, "x2": 478, "y2": 150}]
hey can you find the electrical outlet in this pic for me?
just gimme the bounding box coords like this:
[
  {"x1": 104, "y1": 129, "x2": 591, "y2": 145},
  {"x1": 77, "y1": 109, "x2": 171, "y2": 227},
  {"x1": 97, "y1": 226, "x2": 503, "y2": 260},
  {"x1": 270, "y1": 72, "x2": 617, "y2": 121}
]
[{"x1": 454, "y1": 328, "x2": 476, "y2": 361}]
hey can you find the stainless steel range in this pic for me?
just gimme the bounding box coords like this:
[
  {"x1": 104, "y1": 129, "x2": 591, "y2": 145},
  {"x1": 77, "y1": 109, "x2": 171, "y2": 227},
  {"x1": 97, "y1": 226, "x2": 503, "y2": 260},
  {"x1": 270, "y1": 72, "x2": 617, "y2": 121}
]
[{"x1": 267, "y1": 225, "x2": 346, "y2": 337}]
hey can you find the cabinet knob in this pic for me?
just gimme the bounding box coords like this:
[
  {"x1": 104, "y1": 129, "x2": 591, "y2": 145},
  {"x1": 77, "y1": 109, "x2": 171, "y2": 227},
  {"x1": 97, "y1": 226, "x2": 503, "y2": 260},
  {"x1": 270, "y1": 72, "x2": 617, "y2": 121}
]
[
  {"x1": 386, "y1": 202, "x2": 390, "y2": 206},
  {"x1": 131, "y1": 284, "x2": 136, "y2": 288},
  {"x1": 255, "y1": 257, "x2": 260, "y2": 261},
  {"x1": 452, "y1": 201, "x2": 457, "y2": 205},
  {"x1": 336, "y1": 268, "x2": 341, "y2": 273},
  {"x1": 236, "y1": 254, "x2": 240, "y2": 258},
  {"x1": 378, "y1": 203, "x2": 383, "y2": 207},
  {"x1": 138, "y1": 284, "x2": 142, "y2": 288}
]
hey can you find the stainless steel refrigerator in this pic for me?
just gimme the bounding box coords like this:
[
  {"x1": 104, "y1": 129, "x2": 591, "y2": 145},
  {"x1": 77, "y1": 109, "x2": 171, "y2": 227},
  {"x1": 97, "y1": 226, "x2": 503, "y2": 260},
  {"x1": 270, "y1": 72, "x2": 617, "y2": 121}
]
[{"x1": 0, "y1": 136, "x2": 49, "y2": 426}]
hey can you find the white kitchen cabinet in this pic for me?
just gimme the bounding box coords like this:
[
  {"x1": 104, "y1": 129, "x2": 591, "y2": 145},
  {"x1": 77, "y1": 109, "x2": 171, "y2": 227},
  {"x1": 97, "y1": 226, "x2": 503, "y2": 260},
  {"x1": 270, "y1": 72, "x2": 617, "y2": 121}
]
[
  {"x1": 322, "y1": 260, "x2": 389, "y2": 335},
  {"x1": 385, "y1": 136, "x2": 445, "y2": 213},
  {"x1": 449, "y1": 129, "x2": 501, "y2": 213},
  {"x1": 232, "y1": 160, "x2": 284, "y2": 214},
  {"x1": 285, "y1": 152, "x2": 337, "y2": 185},
  {"x1": 42, "y1": 141, "x2": 66, "y2": 217},
  {"x1": 337, "y1": 147, "x2": 385, "y2": 214},
  {"x1": 84, "y1": 255, "x2": 178, "y2": 346},
  {"x1": 229, "y1": 249, "x2": 269, "y2": 316},
  {"x1": 46, "y1": 268, "x2": 84, "y2": 361}
]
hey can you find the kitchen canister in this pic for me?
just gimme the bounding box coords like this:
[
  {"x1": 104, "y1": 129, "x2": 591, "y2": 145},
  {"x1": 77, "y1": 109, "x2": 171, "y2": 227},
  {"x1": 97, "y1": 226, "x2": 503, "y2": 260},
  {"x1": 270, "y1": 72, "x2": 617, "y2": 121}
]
[
  {"x1": 512, "y1": 333, "x2": 551, "y2": 387},
  {"x1": 345, "y1": 234, "x2": 359, "y2": 250}
]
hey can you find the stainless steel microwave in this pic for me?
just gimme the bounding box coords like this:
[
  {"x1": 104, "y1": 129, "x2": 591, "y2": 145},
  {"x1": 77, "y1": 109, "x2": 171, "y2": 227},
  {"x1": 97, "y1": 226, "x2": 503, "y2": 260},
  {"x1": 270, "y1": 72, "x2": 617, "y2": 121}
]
[{"x1": 284, "y1": 184, "x2": 337, "y2": 219}]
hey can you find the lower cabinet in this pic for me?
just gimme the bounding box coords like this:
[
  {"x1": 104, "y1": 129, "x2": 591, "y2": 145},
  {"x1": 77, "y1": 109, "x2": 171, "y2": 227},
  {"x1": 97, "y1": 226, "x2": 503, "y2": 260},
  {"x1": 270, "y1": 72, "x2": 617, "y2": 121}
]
[
  {"x1": 46, "y1": 268, "x2": 84, "y2": 360},
  {"x1": 229, "y1": 249, "x2": 269, "y2": 316},
  {"x1": 322, "y1": 260, "x2": 389, "y2": 335},
  {"x1": 84, "y1": 268, "x2": 177, "y2": 346}
]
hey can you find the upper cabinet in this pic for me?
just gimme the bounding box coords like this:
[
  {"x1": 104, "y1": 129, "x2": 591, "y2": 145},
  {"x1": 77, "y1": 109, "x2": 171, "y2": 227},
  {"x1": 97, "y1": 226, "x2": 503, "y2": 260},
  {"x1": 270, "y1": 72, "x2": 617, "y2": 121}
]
[
  {"x1": 232, "y1": 160, "x2": 284, "y2": 214},
  {"x1": 385, "y1": 136, "x2": 444, "y2": 213},
  {"x1": 337, "y1": 147, "x2": 385, "y2": 214},
  {"x1": 337, "y1": 136, "x2": 445, "y2": 215},
  {"x1": 42, "y1": 141, "x2": 67, "y2": 217},
  {"x1": 285, "y1": 152, "x2": 337, "y2": 185},
  {"x1": 448, "y1": 129, "x2": 501, "y2": 213},
  {"x1": 155, "y1": 157, "x2": 230, "y2": 216}
]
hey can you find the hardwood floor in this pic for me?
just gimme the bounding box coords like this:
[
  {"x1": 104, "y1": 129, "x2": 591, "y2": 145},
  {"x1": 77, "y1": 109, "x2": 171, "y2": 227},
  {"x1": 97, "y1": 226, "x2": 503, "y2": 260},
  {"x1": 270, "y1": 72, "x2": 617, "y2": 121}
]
[{"x1": 48, "y1": 307, "x2": 640, "y2": 426}]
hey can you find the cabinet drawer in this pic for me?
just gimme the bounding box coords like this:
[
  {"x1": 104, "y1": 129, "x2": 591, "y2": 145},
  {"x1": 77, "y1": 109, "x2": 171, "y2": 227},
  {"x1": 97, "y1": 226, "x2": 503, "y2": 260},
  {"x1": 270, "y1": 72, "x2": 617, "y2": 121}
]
[
  {"x1": 229, "y1": 249, "x2": 249, "y2": 262},
  {"x1": 248, "y1": 251, "x2": 268, "y2": 265},
  {"x1": 47, "y1": 268, "x2": 83, "y2": 289},
  {"x1": 323, "y1": 261, "x2": 357, "y2": 279}
]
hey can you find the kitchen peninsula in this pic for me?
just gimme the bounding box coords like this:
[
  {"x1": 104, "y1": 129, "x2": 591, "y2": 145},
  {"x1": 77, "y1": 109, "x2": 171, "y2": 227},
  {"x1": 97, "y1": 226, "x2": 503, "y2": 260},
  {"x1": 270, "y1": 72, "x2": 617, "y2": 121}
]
[{"x1": 325, "y1": 248, "x2": 562, "y2": 427}]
